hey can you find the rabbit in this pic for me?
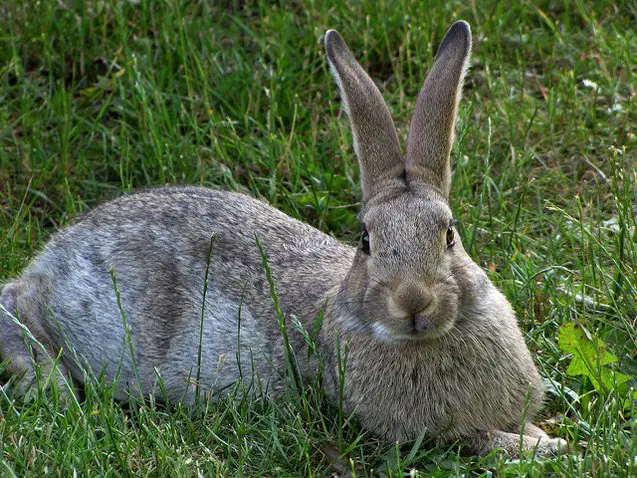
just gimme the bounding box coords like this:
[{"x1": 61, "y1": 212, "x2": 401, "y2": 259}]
[{"x1": 0, "y1": 21, "x2": 564, "y2": 457}]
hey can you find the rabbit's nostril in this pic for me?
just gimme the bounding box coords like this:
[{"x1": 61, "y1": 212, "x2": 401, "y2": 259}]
[{"x1": 413, "y1": 314, "x2": 433, "y2": 333}]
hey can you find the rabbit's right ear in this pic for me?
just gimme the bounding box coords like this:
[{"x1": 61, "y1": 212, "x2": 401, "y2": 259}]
[
  {"x1": 325, "y1": 30, "x2": 404, "y2": 202},
  {"x1": 405, "y1": 21, "x2": 471, "y2": 198}
]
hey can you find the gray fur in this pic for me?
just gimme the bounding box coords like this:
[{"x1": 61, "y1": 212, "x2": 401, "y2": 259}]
[
  {"x1": 405, "y1": 21, "x2": 472, "y2": 198},
  {"x1": 0, "y1": 22, "x2": 564, "y2": 456},
  {"x1": 325, "y1": 30, "x2": 404, "y2": 201}
]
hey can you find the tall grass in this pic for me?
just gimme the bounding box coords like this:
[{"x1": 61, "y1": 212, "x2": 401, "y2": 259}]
[{"x1": 1, "y1": 0, "x2": 635, "y2": 475}]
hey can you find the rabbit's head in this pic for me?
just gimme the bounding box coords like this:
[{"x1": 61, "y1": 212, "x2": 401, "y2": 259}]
[{"x1": 326, "y1": 22, "x2": 472, "y2": 342}]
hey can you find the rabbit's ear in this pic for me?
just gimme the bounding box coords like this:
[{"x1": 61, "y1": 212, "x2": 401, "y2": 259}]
[
  {"x1": 325, "y1": 30, "x2": 404, "y2": 202},
  {"x1": 405, "y1": 21, "x2": 471, "y2": 198}
]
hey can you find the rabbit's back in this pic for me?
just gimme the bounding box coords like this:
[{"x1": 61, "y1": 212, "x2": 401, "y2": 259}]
[{"x1": 16, "y1": 187, "x2": 352, "y2": 400}]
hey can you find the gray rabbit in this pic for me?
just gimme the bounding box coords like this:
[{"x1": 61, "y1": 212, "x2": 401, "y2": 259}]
[{"x1": 0, "y1": 22, "x2": 564, "y2": 456}]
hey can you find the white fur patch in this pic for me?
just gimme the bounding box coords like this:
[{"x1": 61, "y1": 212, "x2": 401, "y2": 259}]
[
  {"x1": 385, "y1": 294, "x2": 405, "y2": 319},
  {"x1": 372, "y1": 322, "x2": 394, "y2": 342}
]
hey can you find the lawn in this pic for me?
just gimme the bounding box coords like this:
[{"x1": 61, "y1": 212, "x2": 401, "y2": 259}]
[{"x1": 1, "y1": 0, "x2": 636, "y2": 476}]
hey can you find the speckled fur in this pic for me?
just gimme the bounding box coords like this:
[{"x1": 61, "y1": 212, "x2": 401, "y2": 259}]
[{"x1": 0, "y1": 22, "x2": 563, "y2": 456}]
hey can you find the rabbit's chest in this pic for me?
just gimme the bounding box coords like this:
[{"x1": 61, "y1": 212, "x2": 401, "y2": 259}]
[{"x1": 327, "y1": 336, "x2": 526, "y2": 442}]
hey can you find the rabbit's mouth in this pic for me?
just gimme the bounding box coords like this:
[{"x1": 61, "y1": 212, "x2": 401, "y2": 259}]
[
  {"x1": 371, "y1": 316, "x2": 455, "y2": 342},
  {"x1": 372, "y1": 286, "x2": 458, "y2": 342}
]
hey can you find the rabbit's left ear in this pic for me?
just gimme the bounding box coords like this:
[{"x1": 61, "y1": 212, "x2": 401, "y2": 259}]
[
  {"x1": 325, "y1": 30, "x2": 404, "y2": 202},
  {"x1": 405, "y1": 21, "x2": 471, "y2": 198}
]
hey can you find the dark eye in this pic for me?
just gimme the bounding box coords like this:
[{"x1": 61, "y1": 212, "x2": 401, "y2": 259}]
[
  {"x1": 446, "y1": 219, "x2": 456, "y2": 248},
  {"x1": 361, "y1": 228, "x2": 371, "y2": 255}
]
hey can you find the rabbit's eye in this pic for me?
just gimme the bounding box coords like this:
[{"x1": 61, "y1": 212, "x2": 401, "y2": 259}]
[
  {"x1": 446, "y1": 219, "x2": 456, "y2": 248},
  {"x1": 361, "y1": 229, "x2": 371, "y2": 255}
]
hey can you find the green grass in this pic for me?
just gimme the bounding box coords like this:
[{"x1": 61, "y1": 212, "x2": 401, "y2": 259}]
[{"x1": 1, "y1": 0, "x2": 636, "y2": 475}]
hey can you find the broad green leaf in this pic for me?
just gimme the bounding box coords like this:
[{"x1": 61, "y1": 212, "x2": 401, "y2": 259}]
[
  {"x1": 558, "y1": 323, "x2": 630, "y2": 394},
  {"x1": 558, "y1": 323, "x2": 617, "y2": 365}
]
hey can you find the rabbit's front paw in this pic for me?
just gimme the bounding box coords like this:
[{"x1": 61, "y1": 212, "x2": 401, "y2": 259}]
[
  {"x1": 467, "y1": 429, "x2": 567, "y2": 458},
  {"x1": 540, "y1": 436, "x2": 568, "y2": 456}
]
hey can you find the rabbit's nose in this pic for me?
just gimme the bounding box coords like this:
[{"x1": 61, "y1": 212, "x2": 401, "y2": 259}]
[{"x1": 392, "y1": 282, "x2": 434, "y2": 316}]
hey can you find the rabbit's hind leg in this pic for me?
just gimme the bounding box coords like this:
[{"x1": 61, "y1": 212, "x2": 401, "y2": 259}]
[
  {"x1": 0, "y1": 281, "x2": 38, "y2": 397},
  {"x1": 0, "y1": 281, "x2": 74, "y2": 401}
]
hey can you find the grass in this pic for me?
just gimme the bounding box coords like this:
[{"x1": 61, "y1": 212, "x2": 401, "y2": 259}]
[{"x1": 0, "y1": 0, "x2": 636, "y2": 475}]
